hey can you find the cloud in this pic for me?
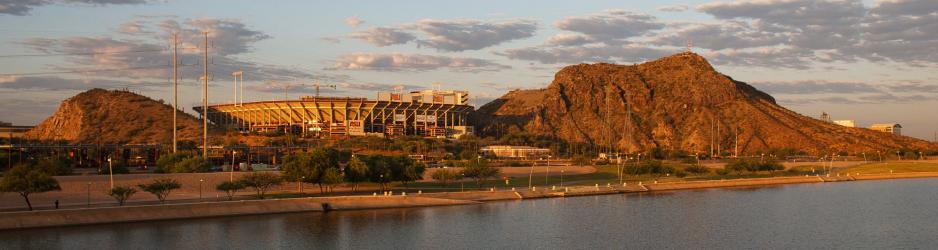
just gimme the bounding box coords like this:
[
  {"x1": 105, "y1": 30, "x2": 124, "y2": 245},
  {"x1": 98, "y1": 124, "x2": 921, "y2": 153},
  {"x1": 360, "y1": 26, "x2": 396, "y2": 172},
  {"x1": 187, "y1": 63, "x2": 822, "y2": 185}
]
[
  {"x1": 888, "y1": 83, "x2": 938, "y2": 93},
  {"x1": 705, "y1": 47, "x2": 813, "y2": 69},
  {"x1": 751, "y1": 81, "x2": 882, "y2": 95},
  {"x1": 348, "y1": 27, "x2": 416, "y2": 47},
  {"x1": 652, "y1": 21, "x2": 787, "y2": 50},
  {"x1": 344, "y1": 16, "x2": 365, "y2": 27},
  {"x1": 657, "y1": 4, "x2": 689, "y2": 12},
  {"x1": 555, "y1": 9, "x2": 665, "y2": 42},
  {"x1": 16, "y1": 18, "x2": 313, "y2": 82},
  {"x1": 1, "y1": 0, "x2": 146, "y2": 16},
  {"x1": 546, "y1": 33, "x2": 594, "y2": 46},
  {"x1": 0, "y1": 75, "x2": 161, "y2": 90},
  {"x1": 496, "y1": 44, "x2": 671, "y2": 64},
  {"x1": 329, "y1": 53, "x2": 510, "y2": 72},
  {"x1": 411, "y1": 19, "x2": 538, "y2": 52}
]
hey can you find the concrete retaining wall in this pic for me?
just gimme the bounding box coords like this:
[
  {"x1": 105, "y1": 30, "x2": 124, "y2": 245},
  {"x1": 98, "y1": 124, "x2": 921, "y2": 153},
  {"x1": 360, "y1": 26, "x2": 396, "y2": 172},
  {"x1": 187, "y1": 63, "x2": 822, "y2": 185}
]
[
  {"x1": 0, "y1": 198, "x2": 323, "y2": 230},
  {"x1": 644, "y1": 176, "x2": 824, "y2": 191}
]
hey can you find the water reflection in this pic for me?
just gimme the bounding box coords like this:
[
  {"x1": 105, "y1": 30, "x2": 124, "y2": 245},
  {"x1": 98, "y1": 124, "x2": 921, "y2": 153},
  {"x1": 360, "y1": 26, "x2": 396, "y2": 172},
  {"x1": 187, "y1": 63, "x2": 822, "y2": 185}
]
[{"x1": 2, "y1": 179, "x2": 937, "y2": 249}]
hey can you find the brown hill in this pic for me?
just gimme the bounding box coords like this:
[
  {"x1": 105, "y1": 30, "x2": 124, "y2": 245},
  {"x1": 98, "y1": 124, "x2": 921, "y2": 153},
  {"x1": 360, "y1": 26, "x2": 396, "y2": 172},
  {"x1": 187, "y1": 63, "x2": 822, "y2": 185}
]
[
  {"x1": 473, "y1": 52, "x2": 938, "y2": 155},
  {"x1": 25, "y1": 88, "x2": 208, "y2": 144}
]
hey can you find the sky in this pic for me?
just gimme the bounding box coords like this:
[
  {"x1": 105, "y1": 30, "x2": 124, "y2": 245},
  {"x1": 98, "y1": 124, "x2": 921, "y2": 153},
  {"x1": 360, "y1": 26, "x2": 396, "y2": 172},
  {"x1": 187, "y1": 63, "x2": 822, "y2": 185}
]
[{"x1": 0, "y1": 0, "x2": 936, "y2": 140}]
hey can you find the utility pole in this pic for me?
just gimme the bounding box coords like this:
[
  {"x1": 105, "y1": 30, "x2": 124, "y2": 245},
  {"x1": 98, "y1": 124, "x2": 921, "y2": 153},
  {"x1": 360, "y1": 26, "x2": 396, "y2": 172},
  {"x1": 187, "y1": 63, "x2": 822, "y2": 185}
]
[
  {"x1": 734, "y1": 126, "x2": 739, "y2": 158},
  {"x1": 172, "y1": 32, "x2": 178, "y2": 153},
  {"x1": 202, "y1": 31, "x2": 209, "y2": 160}
]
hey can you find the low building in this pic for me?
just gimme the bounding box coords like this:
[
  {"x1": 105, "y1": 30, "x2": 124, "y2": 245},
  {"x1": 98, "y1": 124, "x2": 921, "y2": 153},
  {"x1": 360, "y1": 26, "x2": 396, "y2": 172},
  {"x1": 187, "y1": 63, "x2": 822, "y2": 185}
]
[
  {"x1": 0, "y1": 122, "x2": 33, "y2": 139},
  {"x1": 870, "y1": 123, "x2": 902, "y2": 135},
  {"x1": 833, "y1": 120, "x2": 856, "y2": 127},
  {"x1": 480, "y1": 145, "x2": 550, "y2": 159}
]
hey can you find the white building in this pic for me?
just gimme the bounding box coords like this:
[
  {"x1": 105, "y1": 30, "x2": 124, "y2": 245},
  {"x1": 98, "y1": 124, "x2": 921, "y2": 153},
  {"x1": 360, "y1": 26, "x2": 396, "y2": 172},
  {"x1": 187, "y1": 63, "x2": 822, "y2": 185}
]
[
  {"x1": 870, "y1": 123, "x2": 902, "y2": 135},
  {"x1": 833, "y1": 120, "x2": 856, "y2": 127}
]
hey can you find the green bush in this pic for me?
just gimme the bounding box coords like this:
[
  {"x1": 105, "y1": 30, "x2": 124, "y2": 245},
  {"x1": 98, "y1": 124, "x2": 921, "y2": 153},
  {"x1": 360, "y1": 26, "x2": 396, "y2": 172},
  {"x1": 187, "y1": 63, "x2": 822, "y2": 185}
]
[
  {"x1": 216, "y1": 181, "x2": 244, "y2": 201},
  {"x1": 137, "y1": 178, "x2": 181, "y2": 203},
  {"x1": 716, "y1": 168, "x2": 730, "y2": 176},
  {"x1": 684, "y1": 165, "x2": 710, "y2": 174}
]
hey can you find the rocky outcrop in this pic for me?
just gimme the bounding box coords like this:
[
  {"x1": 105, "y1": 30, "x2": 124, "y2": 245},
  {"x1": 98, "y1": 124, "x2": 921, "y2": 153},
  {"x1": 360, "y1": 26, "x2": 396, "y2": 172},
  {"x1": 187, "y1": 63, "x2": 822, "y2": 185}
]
[
  {"x1": 25, "y1": 89, "x2": 206, "y2": 144},
  {"x1": 473, "y1": 52, "x2": 938, "y2": 154}
]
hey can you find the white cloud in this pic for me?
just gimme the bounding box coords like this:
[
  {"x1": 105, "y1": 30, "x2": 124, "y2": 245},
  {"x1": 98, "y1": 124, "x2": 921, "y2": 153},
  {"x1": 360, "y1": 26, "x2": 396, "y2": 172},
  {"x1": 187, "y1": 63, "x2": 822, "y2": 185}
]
[
  {"x1": 411, "y1": 19, "x2": 538, "y2": 52},
  {"x1": 555, "y1": 9, "x2": 665, "y2": 42},
  {"x1": 348, "y1": 27, "x2": 416, "y2": 46},
  {"x1": 1, "y1": 0, "x2": 147, "y2": 16},
  {"x1": 344, "y1": 16, "x2": 365, "y2": 27},
  {"x1": 657, "y1": 4, "x2": 689, "y2": 12}
]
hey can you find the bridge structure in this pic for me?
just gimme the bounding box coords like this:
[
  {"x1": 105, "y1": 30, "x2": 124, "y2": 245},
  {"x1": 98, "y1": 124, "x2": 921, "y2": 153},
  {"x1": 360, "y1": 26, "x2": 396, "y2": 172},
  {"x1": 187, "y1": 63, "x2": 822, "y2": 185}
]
[{"x1": 196, "y1": 90, "x2": 474, "y2": 138}]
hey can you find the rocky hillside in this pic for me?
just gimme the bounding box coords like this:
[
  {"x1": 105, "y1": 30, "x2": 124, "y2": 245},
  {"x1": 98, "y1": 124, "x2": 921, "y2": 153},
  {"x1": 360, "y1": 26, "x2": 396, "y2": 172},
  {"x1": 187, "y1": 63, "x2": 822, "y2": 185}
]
[
  {"x1": 473, "y1": 52, "x2": 938, "y2": 154},
  {"x1": 25, "y1": 89, "x2": 207, "y2": 144}
]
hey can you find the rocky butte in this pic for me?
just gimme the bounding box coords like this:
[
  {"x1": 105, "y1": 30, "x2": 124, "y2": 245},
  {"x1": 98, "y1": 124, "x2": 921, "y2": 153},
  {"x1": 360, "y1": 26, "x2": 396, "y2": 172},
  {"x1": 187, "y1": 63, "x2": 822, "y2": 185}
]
[
  {"x1": 25, "y1": 89, "x2": 206, "y2": 144},
  {"x1": 472, "y1": 52, "x2": 938, "y2": 155}
]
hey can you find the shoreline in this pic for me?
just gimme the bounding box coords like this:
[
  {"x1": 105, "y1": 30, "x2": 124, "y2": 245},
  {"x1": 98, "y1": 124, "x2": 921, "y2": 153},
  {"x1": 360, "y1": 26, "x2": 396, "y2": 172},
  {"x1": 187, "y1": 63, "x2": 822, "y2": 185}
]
[{"x1": 2, "y1": 172, "x2": 938, "y2": 230}]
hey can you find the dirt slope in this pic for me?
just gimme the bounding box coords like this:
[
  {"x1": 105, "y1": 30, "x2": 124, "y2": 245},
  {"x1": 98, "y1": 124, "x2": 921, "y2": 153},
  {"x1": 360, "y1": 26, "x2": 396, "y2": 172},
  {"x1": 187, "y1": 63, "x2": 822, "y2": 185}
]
[{"x1": 472, "y1": 52, "x2": 938, "y2": 154}]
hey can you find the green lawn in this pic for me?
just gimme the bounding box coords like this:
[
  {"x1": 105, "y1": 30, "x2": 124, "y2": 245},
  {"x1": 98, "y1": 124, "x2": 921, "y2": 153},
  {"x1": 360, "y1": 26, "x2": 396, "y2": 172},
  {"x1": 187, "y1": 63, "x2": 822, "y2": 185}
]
[{"x1": 834, "y1": 162, "x2": 938, "y2": 174}]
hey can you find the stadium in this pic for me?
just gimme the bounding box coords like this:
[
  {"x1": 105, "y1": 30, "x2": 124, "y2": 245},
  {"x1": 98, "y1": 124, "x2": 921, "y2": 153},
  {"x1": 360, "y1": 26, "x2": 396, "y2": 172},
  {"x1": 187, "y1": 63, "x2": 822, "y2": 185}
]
[{"x1": 198, "y1": 89, "x2": 475, "y2": 138}]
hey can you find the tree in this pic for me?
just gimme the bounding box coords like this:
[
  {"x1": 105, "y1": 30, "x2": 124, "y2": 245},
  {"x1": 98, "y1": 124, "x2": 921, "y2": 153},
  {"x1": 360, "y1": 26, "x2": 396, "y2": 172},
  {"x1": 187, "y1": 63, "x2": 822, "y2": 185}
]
[
  {"x1": 431, "y1": 168, "x2": 459, "y2": 186},
  {"x1": 363, "y1": 155, "x2": 392, "y2": 191},
  {"x1": 344, "y1": 156, "x2": 370, "y2": 191},
  {"x1": 0, "y1": 165, "x2": 61, "y2": 211},
  {"x1": 137, "y1": 178, "x2": 181, "y2": 203},
  {"x1": 238, "y1": 172, "x2": 282, "y2": 199},
  {"x1": 321, "y1": 168, "x2": 344, "y2": 193},
  {"x1": 156, "y1": 153, "x2": 210, "y2": 173},
  {"x1": 388, "y1": 155, "x2": 425, "y2": 188},
  {"x1": 33, "y1": 156, "x2": 73, "y2": 176},
  {"x1": 461, "y1": 158, "x2": 500, "y2": 188},
  {"x1": 281, "y1": 148, "x2": 347, "y2": 193},
  {"x1": 108, "y1": 186, "x2": 137, "y2": 206},
  {"x1": 216, "y1": 181, "x2": 244, "y2": 201}
]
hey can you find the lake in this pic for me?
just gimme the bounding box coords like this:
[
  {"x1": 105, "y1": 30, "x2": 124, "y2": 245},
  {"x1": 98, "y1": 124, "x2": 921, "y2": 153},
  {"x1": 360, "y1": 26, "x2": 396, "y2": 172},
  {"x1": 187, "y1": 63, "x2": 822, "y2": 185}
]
[{"x1": 3, "y1": 178, "x2": 938, "y2": 249}]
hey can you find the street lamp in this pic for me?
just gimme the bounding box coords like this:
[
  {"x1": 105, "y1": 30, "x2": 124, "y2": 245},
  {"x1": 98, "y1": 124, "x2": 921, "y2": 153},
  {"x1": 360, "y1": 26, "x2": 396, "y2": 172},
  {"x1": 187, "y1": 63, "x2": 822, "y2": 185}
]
[
  {"x1": 561, "y1": 170, "x2": 565, "y2": 188},
  {"x1": 545, "y1": 155, "x2": 552, "y2": 186},
  {"x1": 86, "y1": 182, "x2": 91, "y2": 208},
  {"x1": 199, "y1": 179, "x2": 204, "y2": 201},
  {"x1": 107, "y1": 157, "x2": 114, "y2": 189},
  {"x1": 460, "y1": 173, "x2": 465, "y2": 192},
  {"x1": 230, "y1": 151, "x2": 237, "y2": 182},
  {"x1": 299, "y1": 176, "x2": 305, "y2": 193}
]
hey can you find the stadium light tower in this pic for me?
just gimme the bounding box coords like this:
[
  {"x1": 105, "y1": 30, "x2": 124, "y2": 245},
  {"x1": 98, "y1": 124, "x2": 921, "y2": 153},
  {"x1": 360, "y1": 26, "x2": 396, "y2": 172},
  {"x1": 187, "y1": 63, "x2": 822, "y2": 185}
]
[{"x1": 232, "y1": 71, "x2": 243, "y2": 106}]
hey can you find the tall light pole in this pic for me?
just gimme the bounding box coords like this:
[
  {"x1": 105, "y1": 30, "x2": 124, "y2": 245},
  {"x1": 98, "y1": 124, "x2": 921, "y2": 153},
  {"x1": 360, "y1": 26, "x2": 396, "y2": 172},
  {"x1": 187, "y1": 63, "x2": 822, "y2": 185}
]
[
  {"x1": 232, "y1": 71, "x2": 243, "y2": 106},
  {"x1": 172, "y1": 32, "x2": 178, "y2": 153},
  {"x1": 230, "y1": 150, "x2": 237, "y2": 182},
  {"x1": 107, "y1": 157, "x2": 114, "y2": 189},
  {"x1": 202, "y1": 31, "x2": 209, "y2": 160},
  {"x1": 199, "y1": 179, "x2": 204, "y2": 201}
]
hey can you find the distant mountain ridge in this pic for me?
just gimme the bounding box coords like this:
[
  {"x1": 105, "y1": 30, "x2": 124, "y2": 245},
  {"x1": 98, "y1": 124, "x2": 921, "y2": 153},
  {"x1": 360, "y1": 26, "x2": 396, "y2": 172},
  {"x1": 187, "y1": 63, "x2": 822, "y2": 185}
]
[{"x1": 472, "y1": 52, "x2": 938, "y2": 154}]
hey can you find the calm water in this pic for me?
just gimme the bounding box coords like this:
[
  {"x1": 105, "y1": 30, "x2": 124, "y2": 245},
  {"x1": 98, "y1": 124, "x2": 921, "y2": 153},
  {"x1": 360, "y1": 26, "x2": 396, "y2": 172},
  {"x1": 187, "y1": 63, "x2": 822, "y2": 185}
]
[{"x1": 3, "y1": 179, "x2": 938, "y2": 249}]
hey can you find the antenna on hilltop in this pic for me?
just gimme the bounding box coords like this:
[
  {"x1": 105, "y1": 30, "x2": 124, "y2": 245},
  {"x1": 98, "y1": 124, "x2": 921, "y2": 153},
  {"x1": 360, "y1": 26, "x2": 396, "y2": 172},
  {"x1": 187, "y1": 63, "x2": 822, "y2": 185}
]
[{"x1": 686, "y1": 39, "x2": 693, "y2": 53}]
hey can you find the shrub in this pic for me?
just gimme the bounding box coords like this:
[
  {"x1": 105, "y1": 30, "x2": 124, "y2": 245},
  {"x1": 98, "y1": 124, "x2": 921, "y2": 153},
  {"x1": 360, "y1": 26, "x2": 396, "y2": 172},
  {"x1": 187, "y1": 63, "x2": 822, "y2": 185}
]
[
  {"x1": 684, "y1": 165, "x2": 710, "y2": 175},
  {"x1": 216, "y1": 181, "x2": 244, "y2": 201},
  {"x1": 108, "y1": 186, "x2": 137, "y2": 206},
  {"x1": 462, "y1": 158, "x2": 500, "y2": 188},
  {"x1": 137, "y1": 178, "x2": 181, "y2": 203},
  {"x1": 431, "y1": 168, "x2": 460, "y2": 186},
  {"x1": 715, "y1": 168, "x2": 730, "y2": 176},
  {"x1": 238, "y1": 172, "x2": 282, "y2": 199}
]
